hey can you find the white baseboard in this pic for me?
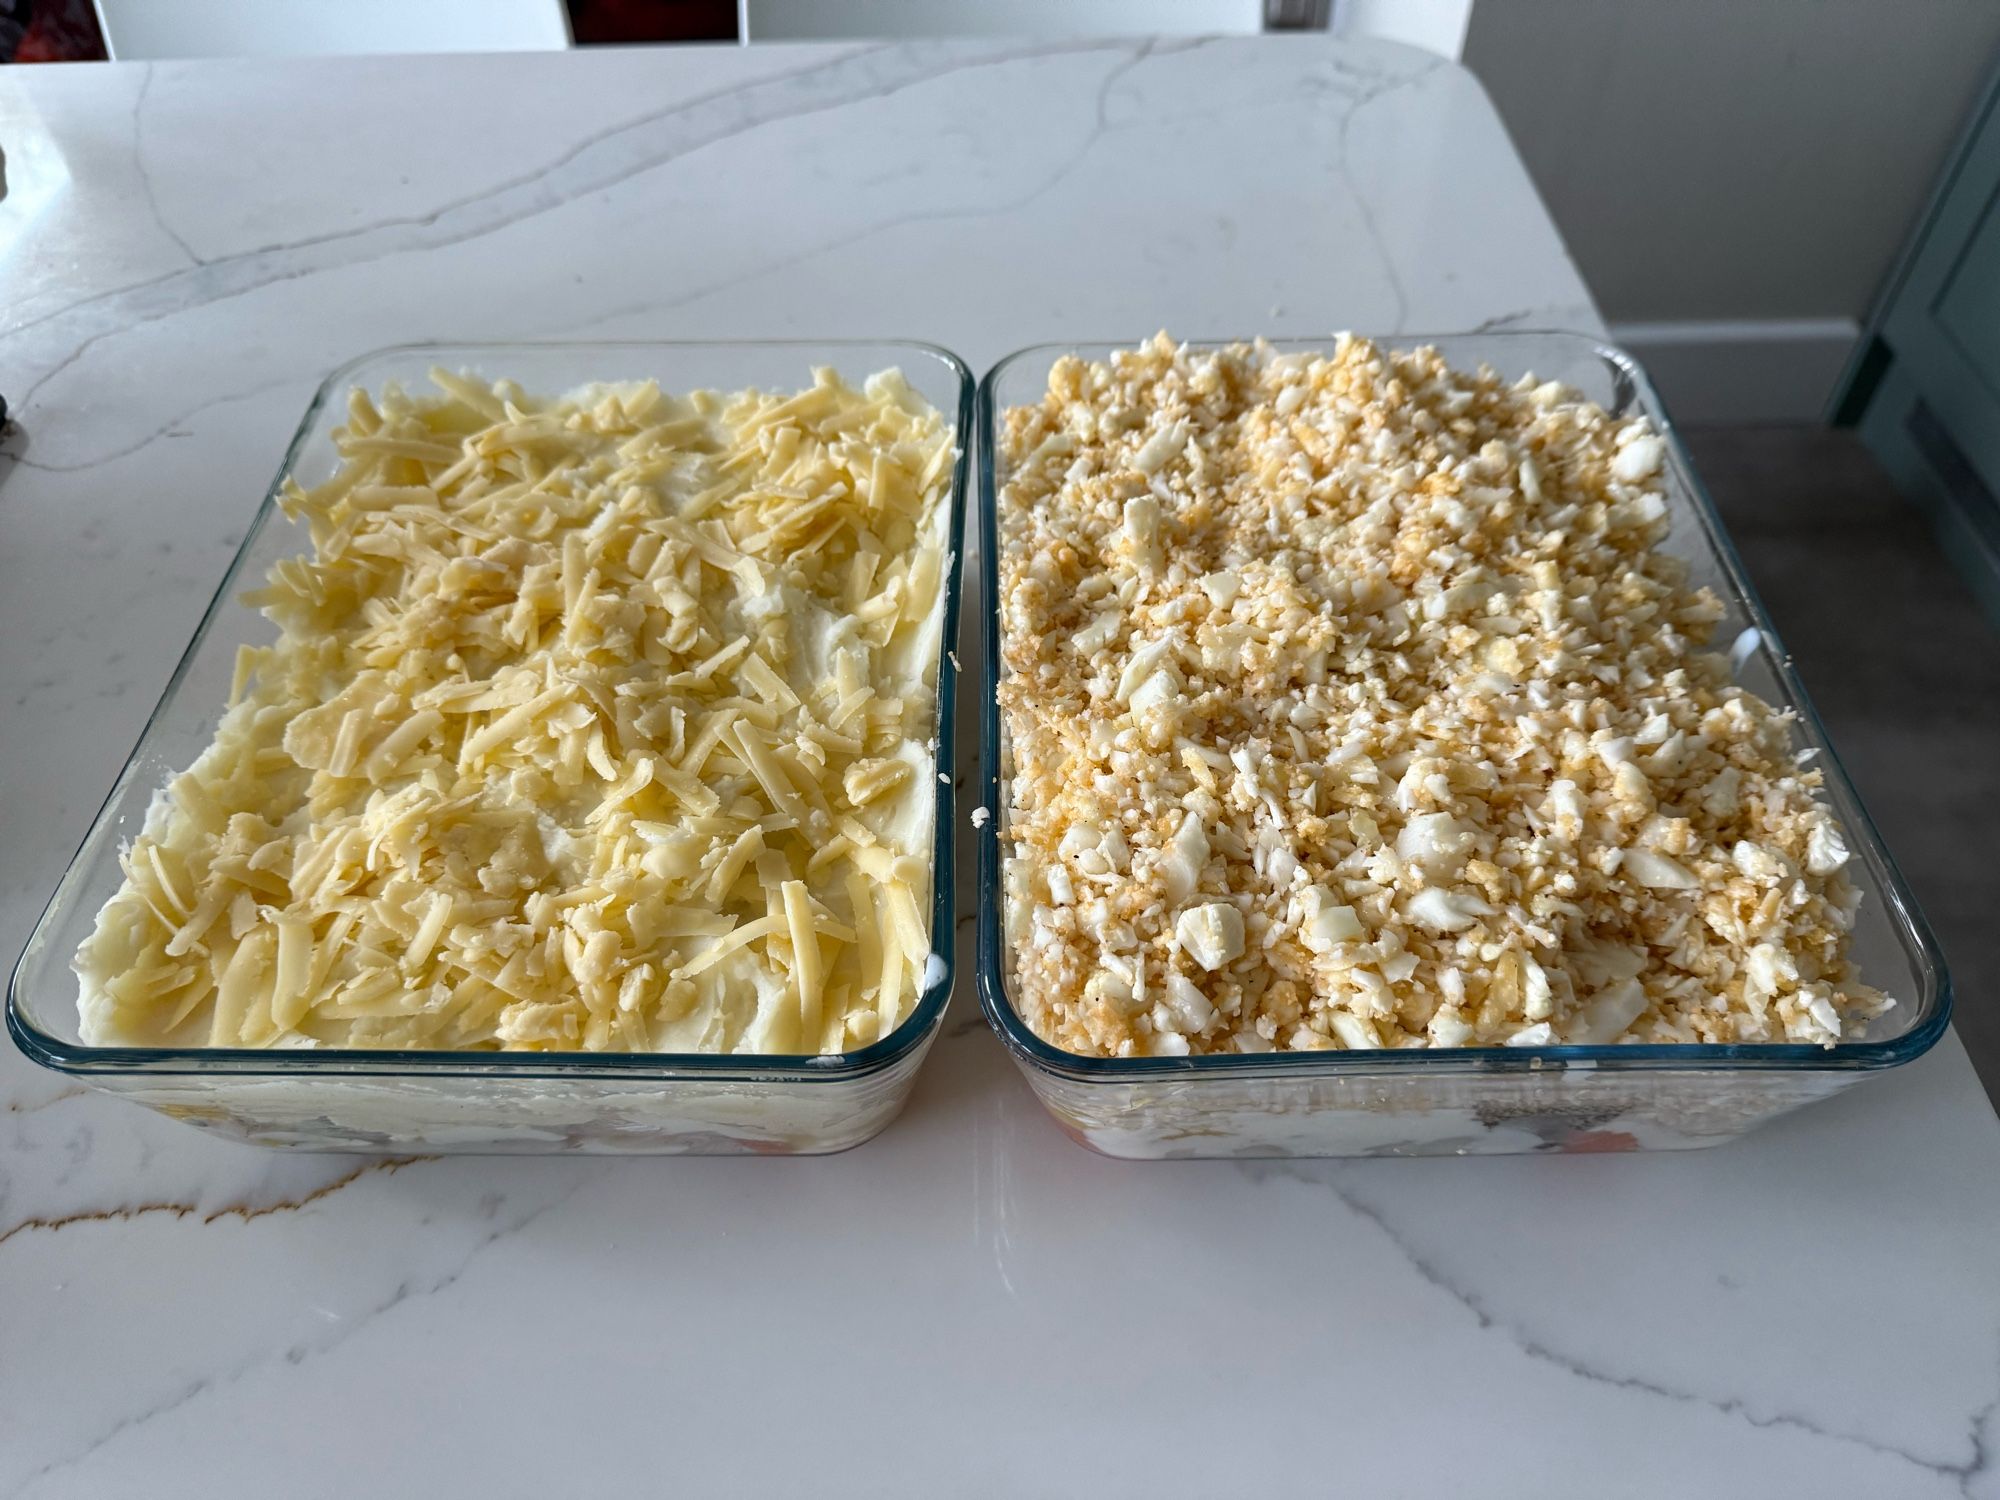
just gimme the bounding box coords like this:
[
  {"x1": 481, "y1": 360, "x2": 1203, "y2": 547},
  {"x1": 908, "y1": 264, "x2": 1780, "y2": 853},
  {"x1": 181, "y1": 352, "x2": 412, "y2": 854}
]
[{"x1": 1607, "y1": 318, "x2": 1862, "y2": 425}]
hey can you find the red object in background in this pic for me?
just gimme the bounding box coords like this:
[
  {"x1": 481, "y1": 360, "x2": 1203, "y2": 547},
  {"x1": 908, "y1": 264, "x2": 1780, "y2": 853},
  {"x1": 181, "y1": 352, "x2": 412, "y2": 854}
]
[
  {"x1": 1560, "y1": 1130, "x2": 1642, "y2": 1154},
  {"x1": 567, "y1": 0, "x2": 738, "y2": 44},
  {"x1": 14, "y1": 0, "x2": 109, "y2": 61}
]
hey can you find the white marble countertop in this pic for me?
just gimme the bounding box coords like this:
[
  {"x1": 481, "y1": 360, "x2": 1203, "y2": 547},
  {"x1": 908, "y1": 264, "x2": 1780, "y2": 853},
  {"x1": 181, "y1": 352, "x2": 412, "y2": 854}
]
[{"x1": 1, "y1": 38, "x2": 1995, "y2": 1497}]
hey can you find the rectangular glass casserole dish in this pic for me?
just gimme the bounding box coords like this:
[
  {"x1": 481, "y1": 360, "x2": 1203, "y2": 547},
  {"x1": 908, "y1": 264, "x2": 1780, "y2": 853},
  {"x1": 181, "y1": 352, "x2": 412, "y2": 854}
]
[
  {"x1": 8, "y1": 339, "x2": 972, "y2": 1155},
  {"x1": 975, "y1": 332, "x2": 1950, "y2": 1158}
]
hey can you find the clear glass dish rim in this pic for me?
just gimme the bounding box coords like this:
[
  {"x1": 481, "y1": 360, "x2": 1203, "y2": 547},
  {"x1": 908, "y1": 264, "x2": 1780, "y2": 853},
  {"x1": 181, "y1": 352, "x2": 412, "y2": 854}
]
[
  {"x1": 8, "y1": 337, "x2": 974, "y2": 1084},
  {"x1": 974, "y1": 331, "x2": 1953, "y2": 1082}
]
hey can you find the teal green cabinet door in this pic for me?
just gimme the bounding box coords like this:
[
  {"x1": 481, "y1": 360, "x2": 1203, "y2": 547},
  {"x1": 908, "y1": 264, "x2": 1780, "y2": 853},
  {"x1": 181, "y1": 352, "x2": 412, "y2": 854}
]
[{"x1": 1850, "y1": 74, "x2": 2000, "y2": 623}]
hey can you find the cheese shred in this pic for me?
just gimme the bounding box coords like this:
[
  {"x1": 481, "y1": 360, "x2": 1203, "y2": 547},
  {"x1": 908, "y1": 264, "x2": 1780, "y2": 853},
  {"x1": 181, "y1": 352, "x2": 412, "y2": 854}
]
[{"x1": 76, "y1": 366, "x2": 954, "y2": 1055}]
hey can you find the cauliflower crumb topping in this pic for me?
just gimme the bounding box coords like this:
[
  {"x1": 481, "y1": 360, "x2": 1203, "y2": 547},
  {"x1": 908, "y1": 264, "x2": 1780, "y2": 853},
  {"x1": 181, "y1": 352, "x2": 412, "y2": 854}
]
[{"x1": 996, "y1": 335, "x2": 1889, "y2": 1058}]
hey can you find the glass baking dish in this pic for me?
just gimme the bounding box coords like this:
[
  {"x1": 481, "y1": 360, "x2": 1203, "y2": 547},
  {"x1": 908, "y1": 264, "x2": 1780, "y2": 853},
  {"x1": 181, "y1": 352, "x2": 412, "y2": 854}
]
[
  {"x1": 8, "y1": 340, "x2": 972, "y2": 1154},
  {"x1": 975, "y1": 333, "x2": 1951, "y2": 1158}
]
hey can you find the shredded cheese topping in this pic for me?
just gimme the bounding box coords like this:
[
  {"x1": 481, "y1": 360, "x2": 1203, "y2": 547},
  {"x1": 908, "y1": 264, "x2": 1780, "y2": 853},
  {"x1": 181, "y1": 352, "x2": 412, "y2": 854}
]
[
  {"x1": 998, "y1": 335, "x2": 1888, "y2": 1057},
  {"x1": 77, "y1": 366, "x2": 954, "y2": 1054}
]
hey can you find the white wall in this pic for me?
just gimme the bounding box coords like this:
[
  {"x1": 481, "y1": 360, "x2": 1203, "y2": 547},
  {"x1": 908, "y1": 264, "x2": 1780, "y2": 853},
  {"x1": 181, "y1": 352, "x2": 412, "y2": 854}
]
[
  {"x1": 1464, "y1": 0, "x2": 2000, "y2": 328},
  {"x1": 95, "y1": 0, "x2": 569, "y2": 59},
  {"x1": 746, "y1": 0, "x2": 1263, "y2": 40},
  {"x1": 745, "y1": 0, "x2": 1474, "y2": 54},
  {"x1": 1333, "y1": 0, "x2": 1469, "y2": 62}
]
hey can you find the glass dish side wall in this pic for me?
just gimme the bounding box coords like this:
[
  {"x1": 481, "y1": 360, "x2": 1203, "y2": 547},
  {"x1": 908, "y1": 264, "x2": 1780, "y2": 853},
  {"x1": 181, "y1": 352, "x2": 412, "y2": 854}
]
[
  {"x1": 975, "y1": 333, "x2": 1949, "y2": 1159},
  {"x1": 10, "y1": 341, "x2": 973, "y2": 1155},
  {"x1": 1005, "y1": 1057, "x2": 1856, "y2": 1158},
  {"x1": 71, "y1": 1045, "x2": 939, "y2": 1155}
]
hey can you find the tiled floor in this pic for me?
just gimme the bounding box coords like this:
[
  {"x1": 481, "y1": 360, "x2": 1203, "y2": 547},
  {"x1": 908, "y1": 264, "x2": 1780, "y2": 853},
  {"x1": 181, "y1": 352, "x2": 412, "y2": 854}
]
[{"x1": 1685, "y1": 424, "x2": 2000, "y2": 1098}]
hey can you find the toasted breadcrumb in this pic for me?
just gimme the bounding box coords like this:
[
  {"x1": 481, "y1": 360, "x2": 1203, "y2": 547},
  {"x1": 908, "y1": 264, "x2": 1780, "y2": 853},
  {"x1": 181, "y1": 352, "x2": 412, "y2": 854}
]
[{"x1": 996, "y1": 335, "x2": 1888, "y2": 1058}]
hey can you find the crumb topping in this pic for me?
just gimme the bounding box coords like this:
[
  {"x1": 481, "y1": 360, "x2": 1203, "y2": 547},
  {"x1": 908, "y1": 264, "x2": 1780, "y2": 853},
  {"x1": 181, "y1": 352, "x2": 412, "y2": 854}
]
[{"x1": 996, "y1": 335, "x2": 1887, "y2": 1058}]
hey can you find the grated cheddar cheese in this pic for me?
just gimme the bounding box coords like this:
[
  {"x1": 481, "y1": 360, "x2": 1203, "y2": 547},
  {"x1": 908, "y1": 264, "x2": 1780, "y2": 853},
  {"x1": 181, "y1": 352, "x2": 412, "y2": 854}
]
[{"x1": 76, "y1": 366, "x2": 954, "y2": 1054}]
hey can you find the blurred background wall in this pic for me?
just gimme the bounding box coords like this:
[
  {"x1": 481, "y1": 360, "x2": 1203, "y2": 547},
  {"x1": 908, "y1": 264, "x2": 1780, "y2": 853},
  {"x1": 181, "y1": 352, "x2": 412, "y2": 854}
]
[{"x1": 1465, "y1": 0, "x2": 2000, "y2": 421}]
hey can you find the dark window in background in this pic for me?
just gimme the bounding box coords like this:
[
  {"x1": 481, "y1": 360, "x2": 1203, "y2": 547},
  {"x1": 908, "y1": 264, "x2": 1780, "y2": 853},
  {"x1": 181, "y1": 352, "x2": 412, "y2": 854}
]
[
  {"x1": 4, "y1": 0, "x2": 110, "y2": 62},
  {"x1": 567, "y1": 0, "x2": 738, "y2": 43}
]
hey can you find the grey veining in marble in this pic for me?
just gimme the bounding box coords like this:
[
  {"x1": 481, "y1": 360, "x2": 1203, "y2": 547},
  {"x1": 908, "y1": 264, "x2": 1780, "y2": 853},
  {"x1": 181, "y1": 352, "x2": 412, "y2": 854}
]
[{"x1": 0, "y1": 39, "x2": 1995, "y2": 1499}]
